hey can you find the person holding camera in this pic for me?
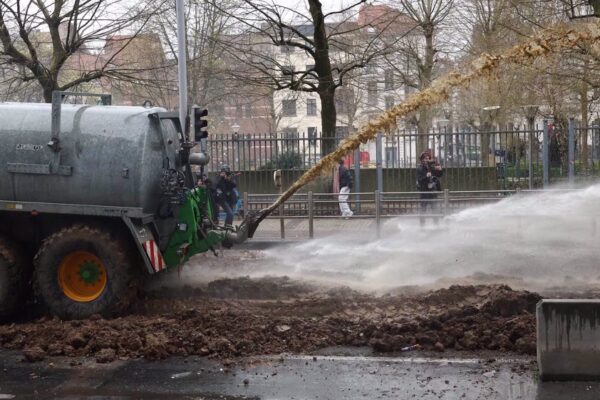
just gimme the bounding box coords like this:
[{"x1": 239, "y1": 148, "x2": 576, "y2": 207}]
[
  {"x1": 416, "y1": 149, "x2": 443, "y2": 225},
  {"x1": 215, "y1": 165, "x2": 238, "y2": 228},
  {"x1": 197, "y1": 173, "x2": 219, "y2": 224}
]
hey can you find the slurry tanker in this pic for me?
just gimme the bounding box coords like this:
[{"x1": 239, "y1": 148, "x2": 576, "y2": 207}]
[{"x1": 0, "y1": 92, "x2": 250, "y2": 320}]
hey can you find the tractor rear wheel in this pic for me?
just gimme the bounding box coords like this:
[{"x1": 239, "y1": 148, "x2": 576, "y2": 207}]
[
  {"x1": 0, "y1": 237, "x2": 31, "y2": 321},
  {"x1": 33, "y1": 225, "x2": 140, "y2": 320}
]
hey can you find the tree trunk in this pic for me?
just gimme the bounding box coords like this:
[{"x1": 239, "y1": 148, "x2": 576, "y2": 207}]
[
  {"x1": 42, "y1": 82, "x2": 55, "y2": 103},
  {"x1": 416, "y1": 107, "x2": 431, "y2": 156},
  {"x1": 480, "y1": 123, "x2": 491, "y2": 167},
  {"x1": 416, "y1": 25, "x2": 435, "y2": 156},
  {"x1": 308, "y1": 0, "x2": 337, "y2": 157},
  {"x1": 319, "y1": 89, "x2": 336, "y2": 156}
]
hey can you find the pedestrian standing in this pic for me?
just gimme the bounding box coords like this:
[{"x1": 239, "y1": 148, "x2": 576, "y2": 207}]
[
  {"x1": 416, "y1": 150, "x2": 443, "y2": 225},
  {"x1": 338, "y1": 159, "x2": 354, "y2": 218},
  {"x1": 215, "y1": 165, "x2": 238, "y2": 228}
]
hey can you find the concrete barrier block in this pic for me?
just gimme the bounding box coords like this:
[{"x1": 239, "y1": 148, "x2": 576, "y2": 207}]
[{"x1": 537, "y1": 299, "x2": 600, "y2": 381}]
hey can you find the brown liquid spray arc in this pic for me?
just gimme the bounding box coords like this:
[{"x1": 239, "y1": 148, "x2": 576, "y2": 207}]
[{"x1": 240, "y1": 24, "x2": 600, "y2": 238}]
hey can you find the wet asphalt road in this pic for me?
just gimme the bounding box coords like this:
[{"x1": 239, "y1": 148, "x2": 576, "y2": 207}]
[{"x1": 1, "y1": 349, "x2": 600, "y2": 399}]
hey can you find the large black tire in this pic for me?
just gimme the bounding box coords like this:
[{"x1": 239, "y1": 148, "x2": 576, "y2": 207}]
[
  {"x1": 0, "y1": 237, "x2": 31, "y2": 321},
  {"x1": 33, "y1": 225, "x2": 140, "y2": 320}
]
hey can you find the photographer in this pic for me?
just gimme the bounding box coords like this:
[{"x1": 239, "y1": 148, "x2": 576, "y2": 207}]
[
  {"x1": 215, "y1": 165, "x2": 238, "y2": 228},
  {"x1": 416, "y1": 149, "x2": 444, "y2": 225},
  {"x1": 197, "y1": 173, "x2": 219, "y2": 224}
]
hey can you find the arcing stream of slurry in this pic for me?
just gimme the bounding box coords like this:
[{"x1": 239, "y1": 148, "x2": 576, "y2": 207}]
[{"x1": 250, "y1": 23, "x2": 600, "y2": 226}]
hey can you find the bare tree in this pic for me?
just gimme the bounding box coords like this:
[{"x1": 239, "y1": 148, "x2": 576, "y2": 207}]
[
  {"x1": 154, "y1": 0, "x2": 239, "y2": 108},
  {"x1": 0, "y1": 0, "x2": 166, "y2": 102},
  {"x1": 209, "y1": 0, "x2": 406, "y2": 155},
  {"x1": 383, "y1": 0, "x2": 455, "y2": 154}
]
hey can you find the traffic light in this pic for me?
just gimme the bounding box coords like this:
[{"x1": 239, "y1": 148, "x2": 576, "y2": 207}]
[{"x1": 193, "y1": 107, "x2": 208, "y2": 141}]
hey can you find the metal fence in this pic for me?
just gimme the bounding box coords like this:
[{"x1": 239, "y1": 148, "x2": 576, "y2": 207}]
[
  {"x1": 206, "y1": 122, "x2": 600, "y2": 194},
  {"x1": 238, "y1": 188, "x2": 581, "y2": 239}
]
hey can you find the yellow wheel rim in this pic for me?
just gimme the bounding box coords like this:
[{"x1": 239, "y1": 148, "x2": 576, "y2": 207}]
[{"x1": 58, "y1": 251, "x2": 107, "y2": 302}]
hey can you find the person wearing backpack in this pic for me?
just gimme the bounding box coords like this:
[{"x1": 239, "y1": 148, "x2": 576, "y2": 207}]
[
  {"x1": 215, "y1": 165, "x2": 238, "y2": 228},
  {"x1": 416, "y1": 149, "x2": 443, "y2": 225}
]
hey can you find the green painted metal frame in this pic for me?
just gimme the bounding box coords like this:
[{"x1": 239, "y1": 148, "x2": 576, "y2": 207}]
[{"x1": 162, "y1": 186, "x2": 226, "y2": 267}]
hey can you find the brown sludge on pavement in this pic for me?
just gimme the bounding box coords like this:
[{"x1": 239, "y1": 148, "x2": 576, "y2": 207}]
[{"x1": 0, "y1": 278, "x2": 541, "y2": 364}]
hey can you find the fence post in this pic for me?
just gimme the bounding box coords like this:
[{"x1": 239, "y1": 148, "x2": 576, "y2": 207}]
[
  {"x1": 376, "y1": 132, "x2": 383, "y2": 192},
  {"x1": 528, "y1": 128, "x2": 534, "y2": 190},
  {"x1": 274, "y1": 170, "x2": 285, "y2": 240},
  {"x1": 568, "y1": 118, "x2": 575, "y2": 186},
  {"x1": 375, "y1": 190, "x2": 381, "y2": 238},
  {"x1": 443, "y1": 189, "x2": 449, "y2": 216},
  {"x1": 543, "y1": 119, "x2": 549, "y2": 188},
  {"x1": 279, "y1": 200, "x2": 285, "y2": 240},
  {"x1": 354, "y1": 147, "x2": 361, "y2": 213},
  {"x1": 308, "y1": 191, "x2": 314, "y2": 239}
]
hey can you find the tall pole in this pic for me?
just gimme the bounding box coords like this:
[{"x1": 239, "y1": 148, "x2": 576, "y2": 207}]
[
  {"x1": 523, "y1": 105, "x2": 539, "y2": 190},
  {"x1": 543, "y1": 119, "x2": 549, "y2": 188},
  {"x1": 528, "y1": 118, "x2": 534, "y2": 190},
  {"x1": 568, "y1": 118, "x2": 575, "y2": 185},
  {"x1": 376, "y1": 132, "x2": 383, "y2": 192},
  {"x1": 176, "y1": 0, "x2": 188, "y2": 136},
  {"x1": 354, "y1": 147, "x2": 361, "y2": 213}
]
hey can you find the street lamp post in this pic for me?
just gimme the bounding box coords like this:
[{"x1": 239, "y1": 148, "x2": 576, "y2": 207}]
[
  {"x1": 481, "y1": 106, "x2": 501, "y2": 167},
  {"x1": 522, "y1": 105, "x2": 539, "y2": 189},
  {"x1": 437, "y1": 119, "x2": 450, "y2": 166},
  {"x1": 443, "y1": 107, "x2": 456, "y2": 166},
  {"x1": 231, "y1": 123, "x2": 240, "y2": 170}
]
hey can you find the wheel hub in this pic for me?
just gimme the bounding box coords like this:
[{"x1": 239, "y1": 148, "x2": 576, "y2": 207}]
[
  {"x1": 79, "y1": 261, "x2": 101, "y2": 285},
  {"x1": 58, "y1": 251, "x2": 107, "y2": 303}
]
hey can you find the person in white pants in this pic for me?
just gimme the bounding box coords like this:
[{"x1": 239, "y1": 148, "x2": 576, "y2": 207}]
[{"x1": 338, "y1": 160, "x2": 354, "y2": 218}]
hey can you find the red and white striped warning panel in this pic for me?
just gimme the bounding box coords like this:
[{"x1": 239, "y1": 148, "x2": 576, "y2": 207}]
[{"x1": 142, "y1": 240, "x2": 164, "y2": 273}]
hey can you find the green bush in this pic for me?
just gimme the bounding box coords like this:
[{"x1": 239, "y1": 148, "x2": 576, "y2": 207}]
[{"x1": 259, "y1": 151, "x2": 303, "y2": 170}]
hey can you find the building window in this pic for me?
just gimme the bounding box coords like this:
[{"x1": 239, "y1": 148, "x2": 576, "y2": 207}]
[
  {"x1": 385, "y1": 96, "x2": 394, "y2": 110},
  {"x1": 385, "y1": 147, "x2": 398, "y2": 167},
  {"x1": 236, "y1": 104, "x2": 242, "y2": 120},
  {"x1": 282, "y1": 99, "x2": 297, "y2": 117},
  {"x1": 308, "y1": 127, "x2": 317, "y2": 146},
  {"x1": 365, "y1": 63, "x2": 376, "y2": 75},
  {"x1": 384, "y1": 69, "x2": 394, "y2": 90},
  {"x1": 335, "y1": 87, "x2": 354, "y2": 115},
  {"x1": 244, "y1": 104, "x2": 252, "y2": 118},
  {"x1": 282, "y1": 127, "x2": 298, "y2": 138},
  {"x1": 306, "y1": 64, "x2": 315, "y2": 72},
  {"x1": 282, "y1": 127, "x2": 299, "y2": 151},
  {"x1": 335, "y1": 126, "x2": 349, "y2": 145},
  {"x1": 307, "y1": 98, "x2": 317, "y2": 116},
  {"x1": 367, "y1": 82, "x2": 378, "y2": 107},
  {"x1": 280, "y1": 45, "x2": 294, "y2": 53}
]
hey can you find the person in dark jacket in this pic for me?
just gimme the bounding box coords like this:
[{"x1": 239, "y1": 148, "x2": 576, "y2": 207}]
[
  {"x1": 215, "y1": 165, "x2": 238, "y2": 227},
  {"x1": 338, "y1": 159, "x2": 354, "y2": 218},
  {"x1": 416, "y1": 149, "x2": 443, "y2": 225},
  {"x1": 197, "y1": 173, "x2": 219, "y2": 224}
]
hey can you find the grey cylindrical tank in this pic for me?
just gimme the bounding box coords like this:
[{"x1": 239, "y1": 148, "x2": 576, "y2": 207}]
[{"x1": 0, "y1": 103, "x2": 180, "y2": 214}]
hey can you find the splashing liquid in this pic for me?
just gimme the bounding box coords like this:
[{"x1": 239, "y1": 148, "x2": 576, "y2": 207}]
[
  {"x1": 248, "y1": 24, "x2": 600, "y2": 229},
  {"x1": 264, "y1": 185, "x2": 600, "y2": 291}
]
